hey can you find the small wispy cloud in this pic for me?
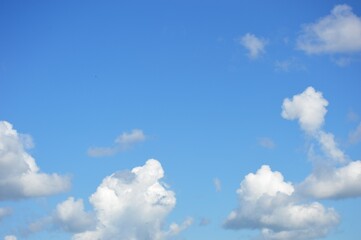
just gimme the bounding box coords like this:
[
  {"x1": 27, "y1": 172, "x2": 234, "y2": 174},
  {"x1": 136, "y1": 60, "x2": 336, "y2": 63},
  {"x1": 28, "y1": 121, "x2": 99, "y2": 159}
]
[
  {"x1": 347, "y1": 111, "x2": 359, "y2": 122},
  {"x1": 239, "y1": 33, "x2": 267, "y2": 59},
  {"x1": 213, "y1": 178, "x2": 222, "y2": 192},
  {"x1": 349, "y1": 122, "x2": 361, "y2": 144},
  {"x1": 274, "y1": 57, "x2": 306, "y2": 72},
  {"x1": 332, "y1": 57, "x2": 352, "y2": 67},
  {"x1": 0, "y1": 208, "x2": 12, "y2": 222},
  {"x1": 4, "y1": 235, "x2": 17, "y2": 240},
  {"x1": 258, "y1": 137, "x2": 276, "y2": 149},
  {"x1": 87, "y1": 129, "x2": 146, "y2": 157},
  {"x1": 199, "y1": 217, "x2": 211, "y2": 226}
]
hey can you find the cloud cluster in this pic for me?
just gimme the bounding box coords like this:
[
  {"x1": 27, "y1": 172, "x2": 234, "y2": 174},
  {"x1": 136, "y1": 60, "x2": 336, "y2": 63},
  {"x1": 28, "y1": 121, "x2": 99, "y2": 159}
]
[
  {"x1": 87, "y1": 129, "x2": 146, "y2": 157},
  {"x1": 0, "y1": 121, "x2": 70, "y2": 201},
  {"x1": 282, "y1": 87, "x2": 346, "y2": 163},
  {"x1": 297, "y1": 5, "x2": 361, "y2": 54},
  {"x1": 225, "y1": 86, "x2": 361, "y2": 239},
  {"x1": 281, "y1": 87, "x2": 361, "y2": 199},
  {"x1": 224, "y1": 165, "x2": 339, "y2": 240},
  {"x1": 47, "y1": 159, "x2": 189, "y2": 240},
  {"x1": 240, "y1": 33, "x2": 267, "y2": 59}
]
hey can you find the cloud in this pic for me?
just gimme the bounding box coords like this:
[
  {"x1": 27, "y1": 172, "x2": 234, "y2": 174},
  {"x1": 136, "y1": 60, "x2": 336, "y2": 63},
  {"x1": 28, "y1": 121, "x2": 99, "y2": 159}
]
[
  {"x1": 71, "y1": 159, "x2": 190, "y2": 240},
  {"x1": 297, "y1": 4, "x2": 361, "y2": 54},
  {"x1": 4, "y1": 236, "x2": 16, "y2": 240},
  {"x1": 347, "y1": 111, "x2": 359, "y2": 122},
  {"x1": 298, "y1": 160, "x2": 361, "y2": 199},
  {"x1": 87, "y1": 129, "x2": 146, "y2": 157},
  {"x1": 349, "y1": 122, "x2": 361, "y2": 144},
  {"x1": 332, "y1": 56, "x2": 352, "y2": 67},
  {"x1": 53, "y1": 197, "x2": 96, "y2": 233},
  {"x1": 0, "y1": 121, "x2": 71, "y2": 200},
  {"x1": 281, "y1": 87, "x2": 347, "y2": 163},
  {"x1": 316, "y1": 131, "x2": 346, "y2": 163},
  {"x1": 281, "y1": 87, "x2": 328, "y2": 134},
  {"x1": 240, "y1": 33, "x2": 267, "y2": 59},
  {"x1": 199, "y1": 217, "x2": 211, "y2": 226},
  {"x1": 0, "y1": 208, "x2": 12, "y2": 221},
  {"x1": 163, "y1": 217, "x2": 193, "y2": 238},
  {"x1": 213, "y1": 178, "x2": 221, "y2": 192},
  {"x1": 259, "y1": 137, "x2": 276, "y2": 149},
  {"x1": 224, "y1": 165, "x2": 339, "y2": 240},
  {"x1": 282, "y1": 87, "x2": 361, "y2": 199},
  {"x1": 274, "y1": 58, "x2": 306, "y2": 72}
]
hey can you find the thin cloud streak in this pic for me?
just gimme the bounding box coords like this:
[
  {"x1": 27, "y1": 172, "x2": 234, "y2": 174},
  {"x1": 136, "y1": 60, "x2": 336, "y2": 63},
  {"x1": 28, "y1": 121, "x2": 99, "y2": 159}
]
[{"x1": 87, "y1": 129, "x2": 146, "y2": 157}]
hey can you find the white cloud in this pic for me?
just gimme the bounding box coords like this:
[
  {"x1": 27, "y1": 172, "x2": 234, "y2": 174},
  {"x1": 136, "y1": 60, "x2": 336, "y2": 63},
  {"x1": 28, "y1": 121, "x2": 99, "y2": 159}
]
[
  {"x1": 87, "y1": 129, "x2": 146, "y2": 157},
  {"x1": 240, "y1": 33, "x2": 267, "y2": 59},
  {"x1": 282, "y1": 87, "x2": 347, "y2": 163},
  {"x1": 213, "y1": 178, "x2": 221, "y2": 192},
  {"x1": 297, "y1": 4, "x2": 361, "y2": 54},
  {"x1": 316, "y1": 131, "x2": 346, "y2": 163},
  {"x1": 0, "y1": 207, "x2": 11, "y2": 221},
  {"x1": 259, "y1": 137, "x2": 276, "y2": 149},
  {"x1": 282, "y1": 87, "x2": 361, "y2": 200},
  {"x1": 53, "y1": 197, "x2": 96, "y2": 233},
  {"x1": 235, "y1": 165, "x2": 294, "y2": 202},
  {"x1": 4, "y1": 236, "x2": 16, "y2": 240},
  {"x1": 298, "y1": 160, "x2": 361, "y2": 199},
  {"x1": 349, "y1": 122, "x2": 361, "y2": 144},
  {"x1": 72, "y1": 159, "x2": 190, "y2": 240},
  {"x1": 281, "y1": 87, "x2": 328, "y2": 134},
  {"x1": 0, "y1": 121, "x2": 70, "y2": 200},
  {"x1": 224, "y1": 165, "x2": 339, "y2": 240},
  {"x1": 115, "y1": 129, "x2": 145, "y2": 147}
]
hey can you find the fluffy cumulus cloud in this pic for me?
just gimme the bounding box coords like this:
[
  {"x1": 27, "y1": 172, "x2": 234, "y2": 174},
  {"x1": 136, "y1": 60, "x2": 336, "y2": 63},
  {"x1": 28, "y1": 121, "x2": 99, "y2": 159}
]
[
  {"x1": 297, "y1": 4, "x2": 361, "y2": 54},
  {"x1": 298, "y1": 160, "x2": 361, "y2": 199},
  {"x1": 224, "y1": 165, "x2": 339, "y2": 240},
  {"x1": 282, "y1": 87, "x2": 347, "y2": 163},
  {"x1": 87, "y1": 129, "x2": 146, "y2": 157},
  {"x1": 282, "y1": 87, "x2": 361, "y2": 199},
  {"x1": 0, "y1": 121, "x2": 70, "y2": 200},
  {"x1": 53, "y1": 197, "x2": 96, "y2": 233},
  {"x1": 281, "y1": 86, "x2": 328, "y2": 134},
  {"x1": 240, "y1": 33, "x2": 267, "y2": 59},
  {"x1": 71, "y1": 159, "x2": 190, "y2": 240}
]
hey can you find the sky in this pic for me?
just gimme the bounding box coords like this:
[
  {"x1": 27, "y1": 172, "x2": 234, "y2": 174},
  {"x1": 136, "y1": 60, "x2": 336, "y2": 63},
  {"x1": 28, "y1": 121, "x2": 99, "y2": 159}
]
[{"x1": 1, "y1": 1, "x2": 361, "y2": 239}]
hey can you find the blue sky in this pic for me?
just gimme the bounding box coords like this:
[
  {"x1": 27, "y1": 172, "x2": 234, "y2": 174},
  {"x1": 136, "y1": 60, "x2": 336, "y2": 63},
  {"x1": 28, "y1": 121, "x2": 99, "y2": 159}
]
[{"x1": 1, "y1": 1, "x2": 361, "y2": 239}]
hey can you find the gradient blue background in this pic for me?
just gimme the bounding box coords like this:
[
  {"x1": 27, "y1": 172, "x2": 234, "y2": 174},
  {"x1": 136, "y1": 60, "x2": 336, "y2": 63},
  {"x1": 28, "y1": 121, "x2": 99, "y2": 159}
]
[{"x1": 1, "y1": 1, "x2": 361, "y2": 239}]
